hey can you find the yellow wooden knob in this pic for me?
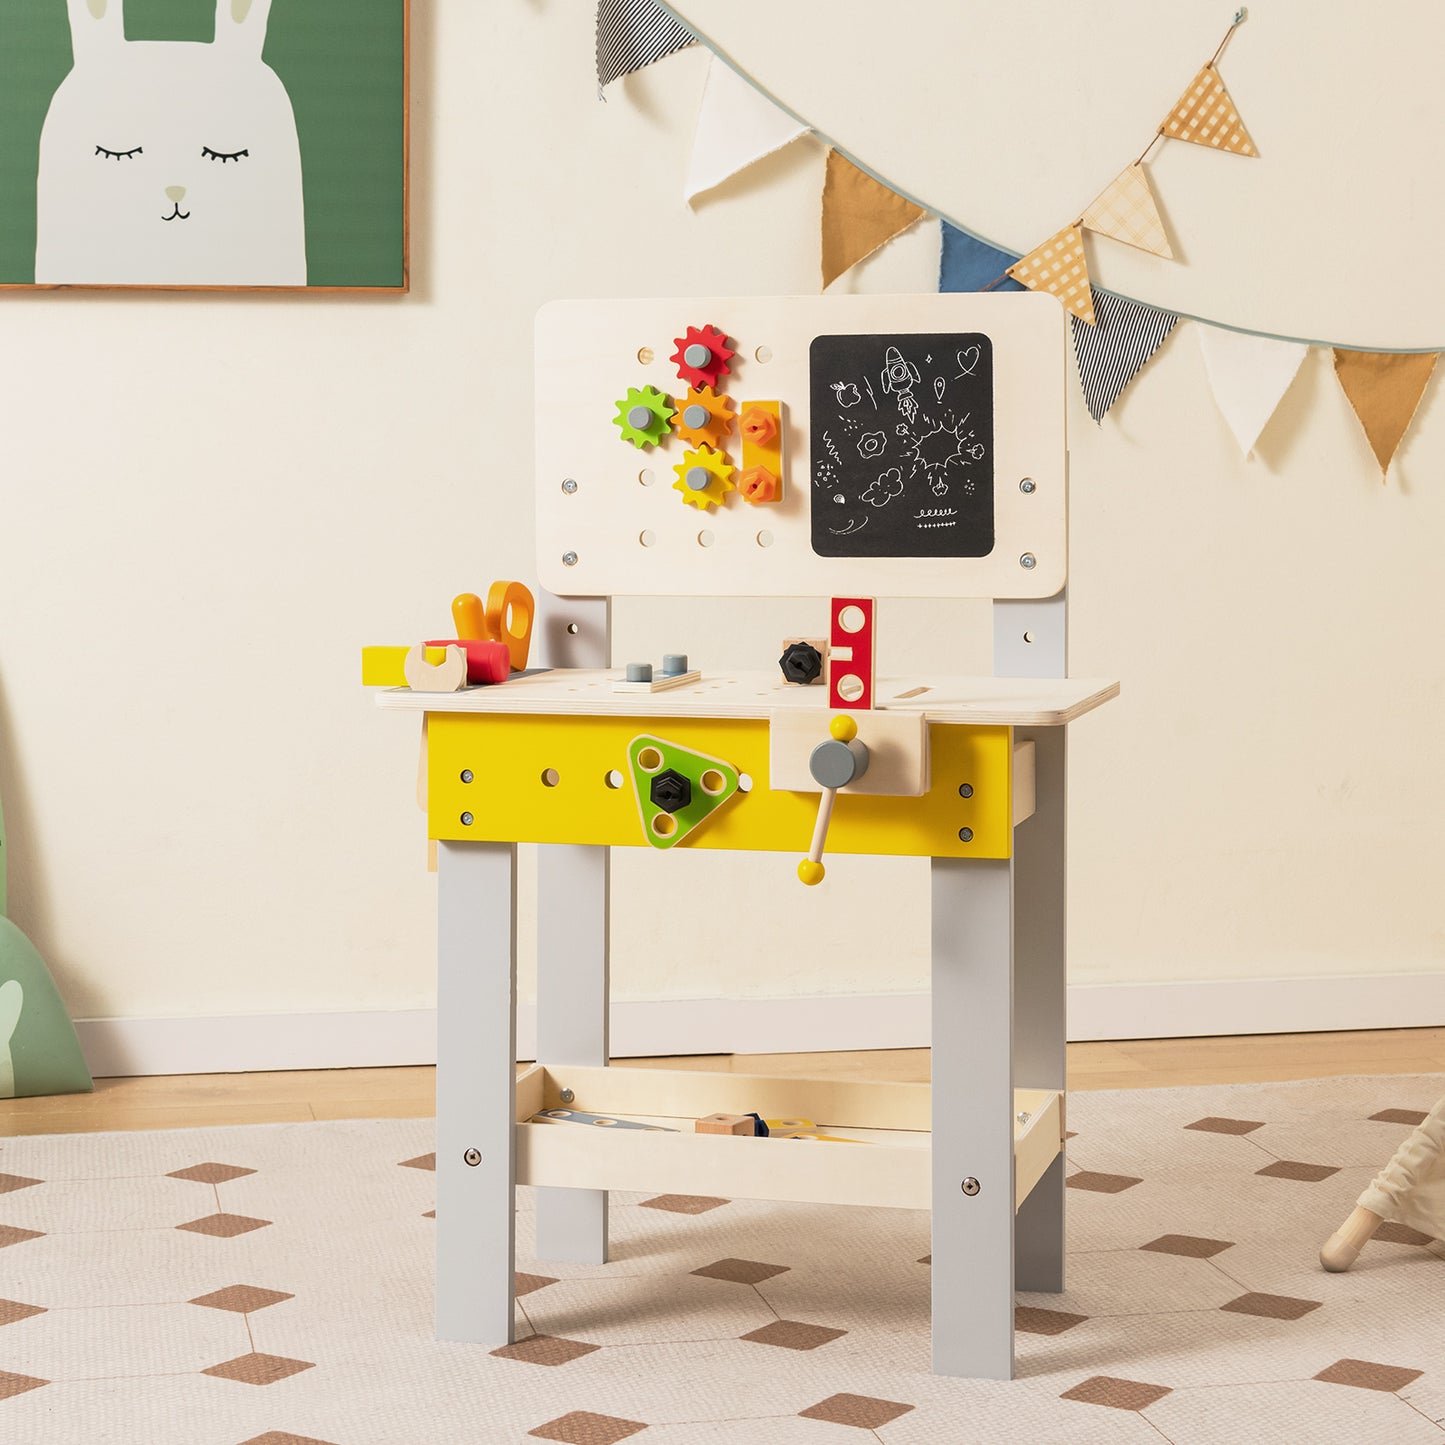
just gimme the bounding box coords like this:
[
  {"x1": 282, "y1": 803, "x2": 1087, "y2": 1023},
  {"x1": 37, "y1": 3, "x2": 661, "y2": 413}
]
[
  {"x1": 797, "y1": 859, "x2": 826, "y2": 886},
  {"x1": 829, "y1": 715, "x2": 857, "y2": 742}
]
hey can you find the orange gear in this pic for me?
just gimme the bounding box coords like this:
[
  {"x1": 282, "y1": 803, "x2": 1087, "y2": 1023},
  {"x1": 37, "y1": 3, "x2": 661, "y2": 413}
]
[{"x1": 673, "y1": 387, "x2": 735, "y2": 448}]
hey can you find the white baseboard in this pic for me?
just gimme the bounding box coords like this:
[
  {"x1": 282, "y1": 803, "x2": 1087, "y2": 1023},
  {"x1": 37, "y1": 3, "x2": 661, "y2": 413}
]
[{"x1": 73, "y1": 972, "x2": 1445, "y2": 1078}]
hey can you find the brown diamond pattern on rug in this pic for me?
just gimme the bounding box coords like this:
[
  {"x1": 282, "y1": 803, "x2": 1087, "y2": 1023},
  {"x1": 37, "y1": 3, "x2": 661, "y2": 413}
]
[
  {"x1": 491, "y1": 1335, "x2": 601, "y2": 1368},
  {"x1": 177, "y1": 1213, "x2": 272, "y2": 1239},
  {"x1": 1140, "y1": 1234, "x2": 1234, "y2": 1259},
  {"x1": 691, "y1": 1258, "x2": 790, "y2": 1286},
  {"x1": 0, "y1": 1225, "x2": 44, "y2": 1249},
  {"x1": 399, "y1": 1153, "x2": 436, "y2": 1172},
  {"x1": 741, "y1": 1320, "x2": 847, "y2": 1351},
  {"x1": 0, "y1": 1299, "x2": 47, "y2": 1326},
  {"x1": 800, "y1": 1392, "x2": 914, "y2": 1429},
  {"x1": 528, "y1": 1410, "x2": 648, "y2": 1444},
  {"x1": 1067, "y1": 1171, "x2": 1142, "y2": 1194},
  {"x1": 422, "y1": 1210, "x2": 435, "y2": 1219},
  {"x1": 1314, "y1": 1358, "x2": 1424, "y2": 1392},
  {"x1": 1369, "y1": 1109, "x2": 1428, "y2": 1126},
  {"x1": 0, "y1": 1174, "x2": 41, "y2": 1195},
  {"x1": 202, "y1": 1353, "x2": 314, "y2": 1386},
  {"x1": 0, "y1": 1371, "x2": 48, "y2": 1401},
  {"x1": 917, "y1": 1254, "x2": 930, "y2": 1265},
  {"x1": 1061, "y1": 1375, "x2": 1172, "y2": 1411},
  {"x1": 1016, "y1": 1306, "x2": 1089, "y2": 1336},
  {"x1": 238, "y1": 1434, "x2": 341, "y2": 1445},
  {"x1": 168, "y1": 1162, "x2": 256, "y2": 1184},
  {"x1": 1255, "y1": 1161, "x2": 1339, "y2": 1183},
  {"x1": 1185, "y1": 1117, "x2": 1265, "y2": 1135},
  {"x1": 516, "y1": 1272, "x2": 559, "y2": 1297},
  {"x1": 1376, "y1": 1222, "x2": 1436, "y2": 1246},
  {"x1": 1220, "y1": 1292, "x2": 1322, "y2": 1321},
  {"x1": 638, "y1": 1194, "x2": 729, "y2": 1215},
  {"x1": 191, "y1": 1286, "x2": 294, "y2": 1314}
]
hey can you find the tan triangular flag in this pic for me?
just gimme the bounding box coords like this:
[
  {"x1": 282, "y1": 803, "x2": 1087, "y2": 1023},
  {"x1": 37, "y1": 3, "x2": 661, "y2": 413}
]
[
  {"x1": 1159, "y1": 64, "x2": 1257, "y2": 156},
  {"x1": 1007, "y1": 224, "x2": 1095, "y2": 325},
  {"x1": 1333, "y1": 350, "x2": 1439, "y2": 479},
  {"x1": 1080, "y1": 163, "x2": 1173, "y2": 259},
  {"x1": 820, "y1": 150, "x2": 926, "y2": 290}
]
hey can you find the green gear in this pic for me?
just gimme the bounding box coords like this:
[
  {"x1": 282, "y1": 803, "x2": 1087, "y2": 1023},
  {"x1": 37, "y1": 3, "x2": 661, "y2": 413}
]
[
  {"x1": 628, "y1": 735, "x2": 741, "y2": 850},
  {"x1": 612, "y1": 385, "x2": 675, "y2": 449}
]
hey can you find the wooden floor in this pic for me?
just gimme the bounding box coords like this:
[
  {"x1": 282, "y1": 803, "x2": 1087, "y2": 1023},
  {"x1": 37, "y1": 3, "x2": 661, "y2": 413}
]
[{"x1": 2, "y1": 1028, "x2": 1443, "y2": 1137}]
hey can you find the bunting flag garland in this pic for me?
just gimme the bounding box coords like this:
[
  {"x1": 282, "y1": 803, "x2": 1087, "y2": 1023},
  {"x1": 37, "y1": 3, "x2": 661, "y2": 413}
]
[
  {"x1": 819, "y1": 151, "x2": 926, "y2": 290},
  {"x1": 1080, "y1": 164, "x2": 1173, "y2": 259},
  {"x1": 685, "y1": 56, "x2": 809, "y2": 204},
  {"x1": 596, "y1": 0, "x2": 696, "y2": 91},
  {"x1": 1158, "y1": 64, "x2": 1257, "y2": 156},
  {"x1": 1198, "y1": 326, "x2": 1308, "y2": 457},
  {"x1": 1333, "y1": 350, "x2": 1440, "y2": 478},
  {"x1": 1008, "y1": 225, "x2": 1095, "y2": 325},
  {"x1": 1072, "y1": 291, "x2": 1179, "y2": 422},
  {"x1": 938, "y1": 222, "x2": 1023, "y2": 293}
]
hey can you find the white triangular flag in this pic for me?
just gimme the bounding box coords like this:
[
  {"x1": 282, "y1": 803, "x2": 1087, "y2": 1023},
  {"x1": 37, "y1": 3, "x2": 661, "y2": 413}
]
[
  {"x1": 684, "y1": 55, "x2": 809, "y2": 205},
  {"x1": 1197, "y1": 325, "x2": 1309, "y2": 457}
]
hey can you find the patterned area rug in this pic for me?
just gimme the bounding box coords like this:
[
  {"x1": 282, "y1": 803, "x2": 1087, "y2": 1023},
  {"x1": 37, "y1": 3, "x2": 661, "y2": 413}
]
[{"x1": 1, "y1": 1075, "x2": 1443, "y2": 1444}]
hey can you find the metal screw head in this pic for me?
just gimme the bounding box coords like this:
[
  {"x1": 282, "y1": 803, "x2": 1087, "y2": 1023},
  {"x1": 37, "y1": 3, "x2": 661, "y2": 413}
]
[
  {"x1": 1017, "y1": 1111, "x2": 1031, "y2": 1125},
  {"x1": 1020, "y1": 553, "x2": 1037, "y2": 570},
  {"x1": 464, "y1": 1148, "x2": 481, "y2": 1167},
  {"x1": 961, "y1": 1177, "x2": 981, "y2": 1196},
  {"x1": 559, "y1": 1087, "x2": 576, "y2": 1104},
  {"x1": 460, "y1": 770, "x2": 473, "y2": 784},
  {"x1": 460, "y1": 812, "x2": 474, "y2": 826},
  {"x1": 562, "y1": 551, "x2": 578, "y2": 567},
  {"x1": 1019, "y1": 478, "x2": 1036, "y2": 494},
  {"x1": 958, "y1": 783, "x2": 974, "y2": 798},
  {"x1": 561, "y1": 478, "x2": 578, "y2": 494},
  {"x1": 958, "y1": 827, "x2": 974, "y2": 842}
]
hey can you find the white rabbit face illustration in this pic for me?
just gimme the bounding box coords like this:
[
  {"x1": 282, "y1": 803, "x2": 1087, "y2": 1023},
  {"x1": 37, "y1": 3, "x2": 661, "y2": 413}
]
[{"x1": 36, "y1": 0, "x2": 306, "y2": 287}]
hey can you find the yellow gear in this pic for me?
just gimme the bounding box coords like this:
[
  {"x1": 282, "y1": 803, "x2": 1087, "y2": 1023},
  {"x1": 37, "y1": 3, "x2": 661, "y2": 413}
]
[{"x1": 672, "y1": 445, "x2": 735, "y2": 510}]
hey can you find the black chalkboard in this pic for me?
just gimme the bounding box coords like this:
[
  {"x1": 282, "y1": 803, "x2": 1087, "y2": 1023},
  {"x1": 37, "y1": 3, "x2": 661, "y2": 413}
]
[{"x1": 809, "y1": 332, "x2": 994, "y2": 558}]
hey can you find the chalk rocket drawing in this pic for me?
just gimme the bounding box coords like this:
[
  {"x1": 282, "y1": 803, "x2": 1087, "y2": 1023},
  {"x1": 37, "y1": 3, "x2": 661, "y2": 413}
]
[{"x1": 35, "y1": 0, "x2": 306, "y2": 286}]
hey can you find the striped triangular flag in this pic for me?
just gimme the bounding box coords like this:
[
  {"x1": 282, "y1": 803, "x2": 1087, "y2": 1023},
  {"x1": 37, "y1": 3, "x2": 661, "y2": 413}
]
[
  {"x1": 1072, "y1": 291, "x2": 1179, "y2": 422},
  {"x1": 1158, "y1": 64, "x2": 1257, "y2": 156},
  {"x1": 820, "y1": 151, "x2": 926, "y2": 290},
  {"x1": 1333, "y1": 350, "x2": 1439, "y2": 479},
  {"x1": 597, "y1": 0, "x2": 696, "y2": 92},
  {"x1": 1080, "y1": 164, "x2": 1173, "y2": 259},
  {"x1": 1008, "y1": 225, "x2": 1095, "y2": 325},
  {"x1": 685, "y1": 55, "x2": 809, "y2": 204},
  {"x1": 938, "y1": 222, "x2": 1024, "y2": 292}
]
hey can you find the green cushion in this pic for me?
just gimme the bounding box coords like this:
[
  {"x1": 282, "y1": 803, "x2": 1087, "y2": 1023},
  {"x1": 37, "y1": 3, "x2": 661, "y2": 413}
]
[{"x1": 0, "y1": 916, "x2": 92, "y2": 1099}]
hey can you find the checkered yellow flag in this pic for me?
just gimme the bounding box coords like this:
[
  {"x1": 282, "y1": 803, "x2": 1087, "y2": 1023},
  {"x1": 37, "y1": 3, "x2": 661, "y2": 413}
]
[
  {"x1": 1007, "y1": 224, "x2": 1095, "y2": 325},
  {"x1": 1080, "y1": 164, "x2": 1173, "y2": 259},
  {"x1": 1158, "y1": 64, "x2": 1257, "y2": 156}
]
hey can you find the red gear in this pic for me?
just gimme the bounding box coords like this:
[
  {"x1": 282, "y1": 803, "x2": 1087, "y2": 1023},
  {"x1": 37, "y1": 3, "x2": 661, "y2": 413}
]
[{"x1": 670, "y1": 324, "x2": 734, "y2": 390}]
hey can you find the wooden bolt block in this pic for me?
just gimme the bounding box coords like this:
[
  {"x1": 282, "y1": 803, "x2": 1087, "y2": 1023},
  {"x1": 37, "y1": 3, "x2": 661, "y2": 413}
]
[
  {"x1": 738, "y1": 400, "x2": 783, "y2": 502},
  {"x1": 695, "y1": 1112, "x2": 756, "y2": 1136}
]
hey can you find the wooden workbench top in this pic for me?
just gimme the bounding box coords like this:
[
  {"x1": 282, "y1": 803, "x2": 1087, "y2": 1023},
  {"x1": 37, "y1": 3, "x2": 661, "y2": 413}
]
[{"x1": 374, "y1": 669, "x2": 1119, "y2": 727}]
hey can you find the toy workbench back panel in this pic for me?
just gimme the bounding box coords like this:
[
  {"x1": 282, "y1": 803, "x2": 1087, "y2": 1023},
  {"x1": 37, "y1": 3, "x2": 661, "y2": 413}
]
[{"x1": 534, "y1": 294, "x2": 1067, "y2": 599}]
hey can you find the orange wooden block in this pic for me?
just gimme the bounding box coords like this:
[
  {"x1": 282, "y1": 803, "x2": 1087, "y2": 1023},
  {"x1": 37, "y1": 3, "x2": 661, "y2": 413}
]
[
  {"x1": 738, "y1": 400, "x2": 783, "y2": 503},
  {"x1": 695, "y1": 1113, "x2": 755, "y2": 1136}
]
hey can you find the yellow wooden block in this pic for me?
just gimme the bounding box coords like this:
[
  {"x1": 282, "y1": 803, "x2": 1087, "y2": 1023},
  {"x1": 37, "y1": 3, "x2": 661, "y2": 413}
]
[
  {"x1": 362, "y1": 645, "x2": 447, "y2": 686},
  {"x1": 738, "y1": 400, "x2": 783, "y2": 503},
  {"x1": 426, "y1": 712, "x2": 1013, "y2": 859}
]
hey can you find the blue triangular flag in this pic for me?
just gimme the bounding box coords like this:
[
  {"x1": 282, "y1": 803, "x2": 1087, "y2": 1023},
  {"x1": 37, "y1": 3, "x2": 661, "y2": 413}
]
[
  {"x1": 597, "y1": 0, "x2": 696, "y2": 92},
  {"x1": 939, "y1": 222, "x2": 1024, "y2": 293},
  {"x1": 1071, "y1": 290, "x2": 1179, "y2": 422}
]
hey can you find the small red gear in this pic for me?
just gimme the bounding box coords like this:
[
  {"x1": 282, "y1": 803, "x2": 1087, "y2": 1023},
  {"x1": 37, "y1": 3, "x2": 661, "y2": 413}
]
[{"x1": 670, "y1": 324, "x2": 734, "y2": 390}]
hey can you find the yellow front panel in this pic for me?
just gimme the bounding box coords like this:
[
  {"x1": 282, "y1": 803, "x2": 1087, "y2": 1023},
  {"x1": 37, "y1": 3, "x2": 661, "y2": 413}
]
[{"x1": 428, "y1": 714, "x2": 1013, "y2": 859}]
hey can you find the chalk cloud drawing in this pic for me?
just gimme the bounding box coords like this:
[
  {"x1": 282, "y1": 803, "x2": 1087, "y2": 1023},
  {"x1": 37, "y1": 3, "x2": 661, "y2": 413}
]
[
  {"x1": 861, "y1": 467, "x2": 905, "y2": 508},
  {"x1": 36, "y1": 0, "x2": 306, "y2": 286}
]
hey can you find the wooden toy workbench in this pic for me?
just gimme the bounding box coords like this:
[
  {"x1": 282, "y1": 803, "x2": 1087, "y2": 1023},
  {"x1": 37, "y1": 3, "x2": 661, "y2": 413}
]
[{"x1": 370, "y1": 294, "x2": 1118, "y2": 1379}]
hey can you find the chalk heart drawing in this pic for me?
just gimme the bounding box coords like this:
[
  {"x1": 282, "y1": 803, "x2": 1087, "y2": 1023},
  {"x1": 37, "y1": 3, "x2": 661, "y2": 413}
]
[
  {"x1": 36, "y1": 0, "x2": 306, "y2": 286},
  {"x1": 0, "y1": 980, "x2": 21, "y2": 1100},
  {"x1": 955, "y1": 346, "x2": 980, "y2": 378}
]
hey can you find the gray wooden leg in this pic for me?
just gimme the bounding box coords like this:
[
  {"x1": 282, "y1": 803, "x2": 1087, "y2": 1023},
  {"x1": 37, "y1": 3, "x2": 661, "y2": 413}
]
[
  {"x1": 931, "y1": 856, "x2": 1015, "y2": 1379},
  {"x1": 1012, "y1": 726, "x2": 1067, "y2": 1292},
  {"x1": 435, "y1": 840, "x2": 517, "y2": 1345},
  {"x1": 535, "y1": 843, "x2": 610, "y2": 1264}
]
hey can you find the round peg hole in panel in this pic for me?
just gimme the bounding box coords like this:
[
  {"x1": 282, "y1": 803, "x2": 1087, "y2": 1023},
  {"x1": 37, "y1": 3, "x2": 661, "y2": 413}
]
[
  {"x1": 540, "y1": 768, "x2": 560, "y2": 787},
  {"x1": 754, "y1": 345, "x2": 772, "y2": 363},
  {"x1": 838, "y1": 605, "x2": 867, "y2": 634},
  {"x1": 699, "y1": 769, "x2": 725, "y2": 796},
  {"x1": 638, "y1": 468, "x2": 655, "y2": 486},
  {"x1": 697, "y1": 530, "x2": 715, "y2": 548},
  {"x1": 604, "y1": 770, "x2": 624, "y2": 789},
  {"x1": 637, "y1": 747, "x2": 663, "y2": 772},
  {"x1": 652, "y1": 813, "x2": 676, "y2": 838},
  {"x1": 639, "y1": 530, "x2": 656, "y2": 547},
  {"x1": 637, "y1": 346, "x2": 654, "y2": 364},
  {"x1": 836, "y1": 673, "x2": 865, "y2": 703},
  {"x1": 756, "y1": 530, "x2": 774, "y2": 548}
]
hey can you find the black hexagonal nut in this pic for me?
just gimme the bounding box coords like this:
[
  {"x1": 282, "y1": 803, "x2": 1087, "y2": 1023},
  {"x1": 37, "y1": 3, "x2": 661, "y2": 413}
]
[
  {"x1": 650, "y1": 769, "x2": 692, "y2": 814},
  {"x1": 779, "y1": 641, "x2": 824, "y2": 685}
]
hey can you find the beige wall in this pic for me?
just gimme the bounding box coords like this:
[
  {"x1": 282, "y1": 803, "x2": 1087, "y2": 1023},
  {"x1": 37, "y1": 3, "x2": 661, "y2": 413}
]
[{"x1": 1, "y1": 1, "x2": 1441, "y2": 1031}]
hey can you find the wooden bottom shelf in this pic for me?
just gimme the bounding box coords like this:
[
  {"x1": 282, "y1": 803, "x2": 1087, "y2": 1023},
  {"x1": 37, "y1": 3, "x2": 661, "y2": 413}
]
[{"x1": 515, "y1": 1064, "x2": 1062, "y2": 1212}]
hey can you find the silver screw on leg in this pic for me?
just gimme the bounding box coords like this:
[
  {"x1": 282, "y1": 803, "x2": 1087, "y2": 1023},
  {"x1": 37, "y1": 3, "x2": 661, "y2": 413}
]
[
  {"x1": 463, "y1": 1148, "x2": 481, "y2": 1167},
  {"x1": 961, "y1": 1177, "x2": 981, "y2": 1196}
]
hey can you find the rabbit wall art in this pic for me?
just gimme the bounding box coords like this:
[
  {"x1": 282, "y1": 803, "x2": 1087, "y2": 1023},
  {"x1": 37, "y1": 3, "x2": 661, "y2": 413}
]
[{"x1": 36, "y1": 0, "x2": 306, "y2": 286}]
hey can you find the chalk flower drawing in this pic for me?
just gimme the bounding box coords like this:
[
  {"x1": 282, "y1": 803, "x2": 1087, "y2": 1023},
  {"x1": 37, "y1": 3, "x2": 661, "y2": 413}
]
[
  {"x1": 858, "y1": 430, "x2": 886, "y2": 458},
  {"x1": 35, "y1": 0, "x2": 306, "y2": 286},
  {"x1": 862, "y1": 467, "x2": 905, "y2": 507}
]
